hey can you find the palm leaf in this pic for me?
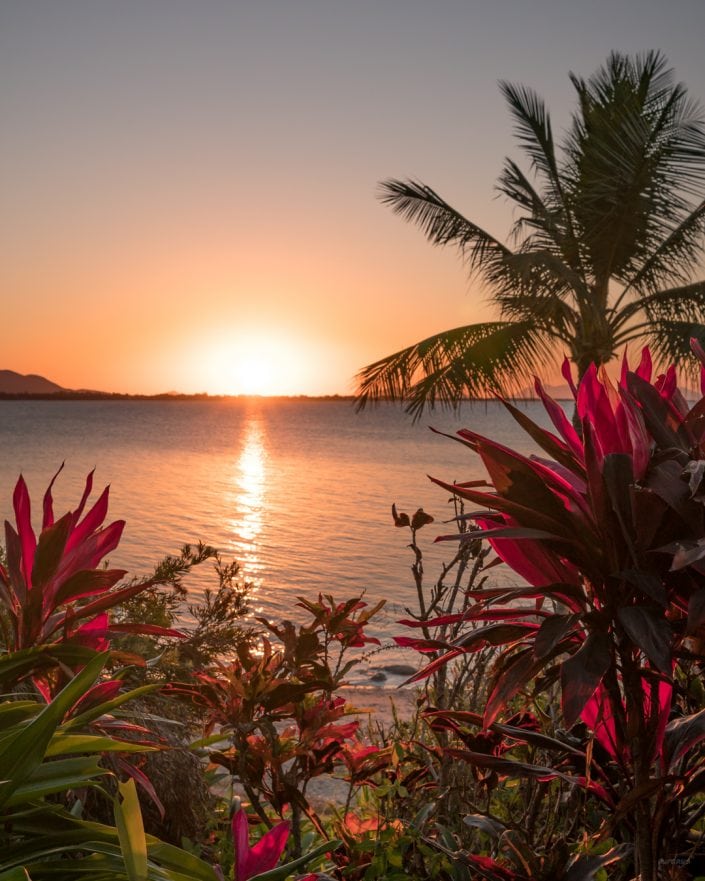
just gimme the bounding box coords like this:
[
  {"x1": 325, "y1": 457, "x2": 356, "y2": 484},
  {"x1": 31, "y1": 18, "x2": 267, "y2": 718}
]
[
  {"x1": 356, "y1": 320, "x2": 557, "y2": 419},
  {"x1": 614, "y1": 281, "x2": 705, "y2": 333},
  {"x1": 378, "y1": 179, "x2": 512, "y2": 274},
  {"x1": 564, "y1": 51, "x2": 705, "y2": 285},
  {"x1": 498, "y1": 82, "x2": 565, "y2": 210},
  {"x1": 499, "y1": 81, "x2": 584, "y2": 274},
  {"x1": 363, "y1": 52, "x2": 705, "y2": 413},
  {"x1": 496, "y1": 251, "x2": 583, "y2": 323},
  {"x1": 638, "y1": 319, "x2": 705, "y2": 376},
  {"x1": 621, "y1": 199, "x2": 705, "y2": 296}
]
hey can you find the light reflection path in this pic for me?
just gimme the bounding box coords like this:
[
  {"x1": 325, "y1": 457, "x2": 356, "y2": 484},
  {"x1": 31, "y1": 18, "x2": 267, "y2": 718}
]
[{"x1": 227, "y1": 413, "x2": 267, "y2": 611}]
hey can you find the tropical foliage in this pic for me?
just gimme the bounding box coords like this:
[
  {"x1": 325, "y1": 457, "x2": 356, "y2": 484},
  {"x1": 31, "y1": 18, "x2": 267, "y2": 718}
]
[
  {"x1": 399, "y1": 341, "x2": 705, "y2": 880},
  {"x1": 0, "y1": 472, "x2": 342, "y2": 880},
  {"x1": 16, "y1": 341, "x2": 705, "y2": 879},
  {"x1": 356, "y1": 51, "x2": 705, "y2": 416},
  {"x1": 179, "y1": 593, "x2": 384, "y2": 856}
]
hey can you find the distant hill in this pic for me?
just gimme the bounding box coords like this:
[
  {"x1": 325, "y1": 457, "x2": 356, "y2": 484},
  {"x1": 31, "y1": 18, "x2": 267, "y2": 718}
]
[{"x1": 0, "y1": 370, "x2": 66, "y2": 394}]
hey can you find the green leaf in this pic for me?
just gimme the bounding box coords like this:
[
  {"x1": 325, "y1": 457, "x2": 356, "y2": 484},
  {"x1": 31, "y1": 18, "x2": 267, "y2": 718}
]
[
  {"x1": 0, "y1": 868, "x2": 31, "y2": 880},
  {"x1": 45, "y1": 734, "x2": 155, "y2": 758},
  {"x1": 0, "y1": 644, "x2": 99, "y2": 687},
  {"x1": 6, "y1": 756, "x2": 106, "y2": 806},
  {"x1": 0, "y1": 652, "x2": 108, "y2": 809},
  {"x1": 115, "y1": 779, "x2": 148, "y2": 881},
  {"x1": 0, "y1": 702, "x2": 41, "y2": 727},
  {"x1": 249, "y1": 839, "x2": 342, "y2": 881}
]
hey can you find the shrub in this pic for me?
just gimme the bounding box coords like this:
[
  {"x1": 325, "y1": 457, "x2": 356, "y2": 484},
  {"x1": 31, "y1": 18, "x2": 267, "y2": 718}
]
[
  {"x1": 400, "y1": 344, "x2": 705, "y2": 880},
  {"x1": 179, "y1": 593, "x2": 384, "y2": 857}
]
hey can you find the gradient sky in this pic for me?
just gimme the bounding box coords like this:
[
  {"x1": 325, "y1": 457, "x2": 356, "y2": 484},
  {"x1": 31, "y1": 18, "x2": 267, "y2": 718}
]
[{"x1": 2, "y1": 1, "x2": 704, "y2": 394}]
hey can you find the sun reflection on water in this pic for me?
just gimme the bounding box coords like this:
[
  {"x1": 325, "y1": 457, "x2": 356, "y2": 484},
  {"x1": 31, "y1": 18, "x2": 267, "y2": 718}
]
[{"x1": 228, "y1": 414, "x2": 267, "y2": 610}]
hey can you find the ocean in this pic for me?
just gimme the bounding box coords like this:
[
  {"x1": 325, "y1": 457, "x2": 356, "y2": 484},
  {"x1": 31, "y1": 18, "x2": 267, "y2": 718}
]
[{"x1": 0, "y1": 398, "x2": 561, "y2": 681}]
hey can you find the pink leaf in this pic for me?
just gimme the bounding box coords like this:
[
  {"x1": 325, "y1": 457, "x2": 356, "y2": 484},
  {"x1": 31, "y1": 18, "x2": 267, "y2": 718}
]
[
  {"x1": 74, "y1": 612, "x2": 110, "y2": 651},
  {"x1": 72, "y1": 469, "x2": 95, "y2": 526},
  {"x1": 475, "y1": 516, "x2": 580, "y2": 590},
  {"x1": 70, "y1": 678, "x2": 123, "y2": 716},
  {"x1": 232, "y1": 809, "x2": 290, "y2": 881},
  {"x1": 561, "y1": 357, "x2": 578, "y2": 398},
  {"x1": 42, "y1": 463, "x2": 65, "y2": 529},
  {"x1": 534, "y1": 379, "x2": 583, "y2": 458},
  {"x1": 65, "y1": 486, "x2": 110, "y2": 554},
  {"x1": 635, "y1": 347, "x2": 653, "y2": 381},
  {"x1": 13, "y1": 476, "x2": 36, "y2": 590},
  {"x1": 577, "y1": 365, "x2": 622, "y2": 456},
  {"x1": 581, "y1": 684, "x2": 621, "y2": 760}
]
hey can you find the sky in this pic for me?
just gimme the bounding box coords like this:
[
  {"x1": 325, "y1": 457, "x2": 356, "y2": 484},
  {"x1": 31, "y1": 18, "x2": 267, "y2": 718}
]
[{"x1": 2, "y1": 0, "x2": 705, "y2": 395}]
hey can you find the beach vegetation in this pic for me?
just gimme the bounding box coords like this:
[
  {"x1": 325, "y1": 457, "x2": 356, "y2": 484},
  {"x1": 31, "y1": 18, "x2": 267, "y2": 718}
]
[
  {"x1": 11, "y1": 350, "x2": 705, "y2": 877},
  {"x1": 398, "y1": 342, "x2": 705, "y2": 879}
]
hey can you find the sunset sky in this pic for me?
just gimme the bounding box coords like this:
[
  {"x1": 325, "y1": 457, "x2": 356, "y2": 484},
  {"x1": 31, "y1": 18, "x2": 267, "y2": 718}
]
[{"x1": 2, "y1": 1, "x2": 704, "y2": 395}]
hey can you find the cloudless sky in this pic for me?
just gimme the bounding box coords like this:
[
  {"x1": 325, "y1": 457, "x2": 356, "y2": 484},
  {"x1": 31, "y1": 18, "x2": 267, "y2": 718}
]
[{"x1": 2, "y1": 0, "x2": 704, "y2": 394}]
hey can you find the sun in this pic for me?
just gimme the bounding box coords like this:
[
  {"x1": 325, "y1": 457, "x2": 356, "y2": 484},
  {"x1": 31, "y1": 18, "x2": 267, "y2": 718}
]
[
  {"x1": 200, "y1": 333, "x2": 305, "y2": 396},
  {"x1": 232, "y1": 351, "x2": 275, "y2": 396}
]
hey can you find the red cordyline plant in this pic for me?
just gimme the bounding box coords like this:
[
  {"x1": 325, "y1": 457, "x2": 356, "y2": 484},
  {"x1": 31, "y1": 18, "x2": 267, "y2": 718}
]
[
  {"x1": 0, "y1": 467, "x2": 183, "y2": 695},
  {"x1": 399, "y1": 342, "x2": 705, "y2": 881}
]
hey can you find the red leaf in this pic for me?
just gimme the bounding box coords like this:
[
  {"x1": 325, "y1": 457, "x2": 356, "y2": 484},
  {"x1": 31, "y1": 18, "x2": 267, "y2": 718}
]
[
  {"x1": 107, "y1": 622, "x2": 187, "y2": 639},
  {"x1": 534, "y1": 614, "x2": 580, "y2": 659},
  {"x1": 560, "y1": 632, "x2": 611, "y2": 728},
  {"x1": 484, "y1": 648, "x2": 549, "y2": 727},
  {"x1": 54, "y1": 568, "x2": 128, "y2": 605},
  {"x1": 61, "y1": 578, "x2": 155, "y2": 628},
  {"x1": 13, "y1": 476, "x2": 36, "y2": 589},
  {"x1": 617, "y1": 606, "x2": 672, "y2": 674},
  {"x1": 65, "y1": 485, "x2": 110, "y2": 554},
  {"x1": 31, "y1": 514, "x2": 72, "y2": 592},
  {"x1": 42, "y1": 463, "x2": 65, "y2": 530}
]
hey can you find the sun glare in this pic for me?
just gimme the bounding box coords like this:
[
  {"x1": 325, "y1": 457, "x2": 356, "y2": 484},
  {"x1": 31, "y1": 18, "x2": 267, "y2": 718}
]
[
  {"x1": 233, "y1": 353, "x2": 274, "y2": 396},
  {"x1": 201, "y1": 333, "x2": 307, "y2": 396}
]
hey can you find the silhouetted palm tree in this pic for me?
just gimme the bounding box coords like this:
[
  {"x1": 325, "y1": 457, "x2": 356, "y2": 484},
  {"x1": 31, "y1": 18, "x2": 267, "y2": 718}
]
[{"x1": 356, "y1": 51, "x2": 705, "y2": 417}]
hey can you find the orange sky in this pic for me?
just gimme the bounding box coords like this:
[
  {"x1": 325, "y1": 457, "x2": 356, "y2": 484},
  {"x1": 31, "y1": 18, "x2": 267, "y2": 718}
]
[{"x1": 2, "y1": 2, "x2": 704, "y2": 395}]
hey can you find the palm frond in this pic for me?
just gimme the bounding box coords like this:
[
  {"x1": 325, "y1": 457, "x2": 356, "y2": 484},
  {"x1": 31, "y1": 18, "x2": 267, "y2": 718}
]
[
  {"x1": 564, "y1": 51, "x2": 705, "y2": 285},
  {"x1": 368, "y1": 53, "x2": 705, "y2": 412},
  {"x1": 639, "y1": 319, "x2": 705, "y2": 378},
  {"x1": 613, "y1": 280, "x2": 705, "y2": 333},
  {"x1": 355, "y1": 321, "x2": 557, "y2": 419},
  {"x1": 378, "y1": 179, "x2": 512, "y2": 268},
  {"x1": 498, "y1": 250, "x2": 585, "y2": 314},
  {"x1": 497, "y1": 159, "x2": 566, "y2": 250},
  {"x1": 498, "y1": 81, "x2": 563, "y2": 201},
  {"x1": 621, "y1": 199, "x2": 705, "y2": 296},
  {"x1": 498, "y1": 82, "x2": 584, "y2": 273}
]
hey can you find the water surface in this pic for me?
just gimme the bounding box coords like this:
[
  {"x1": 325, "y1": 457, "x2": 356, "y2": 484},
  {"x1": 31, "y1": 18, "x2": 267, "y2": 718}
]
[{"x1": 0, "y1": 399, "x2": 559, "y2": 679}]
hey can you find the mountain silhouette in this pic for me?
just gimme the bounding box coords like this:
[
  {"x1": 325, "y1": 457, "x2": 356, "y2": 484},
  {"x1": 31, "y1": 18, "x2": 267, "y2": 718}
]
[{"x1": 0, "y1": 370, "x2": 66, "y2": 394}]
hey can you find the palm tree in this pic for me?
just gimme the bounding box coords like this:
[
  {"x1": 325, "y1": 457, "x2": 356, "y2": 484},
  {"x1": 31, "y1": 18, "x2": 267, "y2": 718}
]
[{"x1": 356, "y1": 51, "x2": 705, "y2": 417}]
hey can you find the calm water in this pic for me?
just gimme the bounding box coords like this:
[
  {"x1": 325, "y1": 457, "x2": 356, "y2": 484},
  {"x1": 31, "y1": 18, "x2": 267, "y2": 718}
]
[{"x1": 0, "y1": 399, "x2": 558, "y2": 680}]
